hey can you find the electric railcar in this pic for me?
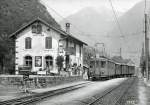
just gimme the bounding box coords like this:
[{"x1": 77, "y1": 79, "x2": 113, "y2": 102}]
[{"x1": 88, "y1": 57, "x2": 135, "y2": 80}]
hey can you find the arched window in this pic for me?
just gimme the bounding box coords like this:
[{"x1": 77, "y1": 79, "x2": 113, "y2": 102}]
[
  {"x1": 24, "y1": 56, "x2": 32, "y2": 67},
  {"x1": 25, "y1": 37, "x2": 32, "y2": 49},
  {"x1": 45, "y1": 56, "x2": 53, "y2": 68}
]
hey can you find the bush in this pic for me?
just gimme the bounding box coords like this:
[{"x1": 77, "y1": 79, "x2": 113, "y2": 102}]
[{"x1": 56, "y1": 55, "x2": 64, "y2": 74}]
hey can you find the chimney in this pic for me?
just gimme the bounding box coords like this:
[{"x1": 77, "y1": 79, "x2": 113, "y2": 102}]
[{"x1": 66, "y1": 23, "x2": 70, "y2": 34}]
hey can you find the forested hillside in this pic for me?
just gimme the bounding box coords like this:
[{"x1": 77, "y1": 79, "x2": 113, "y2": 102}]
[{"x1": 0, "y1": 0, "x2": 60, "y2": 36}]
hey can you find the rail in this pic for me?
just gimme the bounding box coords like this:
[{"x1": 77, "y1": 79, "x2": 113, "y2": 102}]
[
  {"x1": 87, "y1": 77, "x2": 136, "y2": 105},
  {"x1": 0, "y1": 82, "x2": 90, "y2": 105}
]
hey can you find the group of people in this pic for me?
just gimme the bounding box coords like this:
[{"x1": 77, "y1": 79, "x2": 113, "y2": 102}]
[
  {"x1": 65, "y1": 63, "x2": 88, "y2": 77},
  {"x1": 43, "y1": 63, "x2": 88, "y2": 78}
]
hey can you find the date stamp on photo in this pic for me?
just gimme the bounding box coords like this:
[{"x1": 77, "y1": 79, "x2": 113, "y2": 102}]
[{"x1": 125, "y1": 100, "x2": 138, "y2": 105}]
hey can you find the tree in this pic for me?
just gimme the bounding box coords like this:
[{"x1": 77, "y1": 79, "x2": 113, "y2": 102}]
[
  {"x1": 0, "y1": 34, "x2": 15, "y2": 74},
  {"x1": 56, "y1": 55, "x2": 64, "y2": 74},
  {"x1": 83, "y1": 46, "x2": 95, "y2": 66}
]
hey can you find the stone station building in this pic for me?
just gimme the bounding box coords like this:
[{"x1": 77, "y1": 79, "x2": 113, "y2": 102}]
[{"x1": 10, "y1": 18, "x2": 87, "y2": 75}]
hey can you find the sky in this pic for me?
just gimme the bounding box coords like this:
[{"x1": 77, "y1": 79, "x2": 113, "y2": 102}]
[{"x1": 40, "y1": 0, "x2": 143, "y2": 21}]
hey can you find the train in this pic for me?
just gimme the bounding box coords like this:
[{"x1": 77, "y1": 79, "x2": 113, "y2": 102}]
[{"x1": 88, "y1": 56, "x2": 135, "y2": 80}]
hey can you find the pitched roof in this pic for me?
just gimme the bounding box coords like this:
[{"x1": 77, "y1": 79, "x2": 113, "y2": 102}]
[
  {"x1": 10, "y1": 17, "x2": 87, "y2": 45},
  {"x1": 112, "y1": 56, "x2": 135, "y2": 65}
]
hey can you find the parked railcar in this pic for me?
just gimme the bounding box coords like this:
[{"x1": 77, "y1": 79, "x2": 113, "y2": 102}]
[
  {"x1": 128, "y1": 65, "x2": 135, "y2": 76},
  {"x1": 115, "y1": 63, "x2": 121, "y2": 77}
]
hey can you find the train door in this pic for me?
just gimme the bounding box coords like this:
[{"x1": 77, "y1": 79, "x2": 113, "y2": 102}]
[
  {"x1": 120, "y1": 65, "x2": 123, "y2": 77},
  {"x1": 88, "y1": 60, "x2": 94, "y2": 77},
  {"x1": 100, "y1": 60, "x2": 106, "y2": 76},
  {"x1": 95, "y1": 60, "x2": 100, "y2": 76},
  {"x1": 112, "y1": 62, "x2": 115, "y2": 77},
  {"x1": 107, "y1": 61, "x2": 110, "y2": 77}
]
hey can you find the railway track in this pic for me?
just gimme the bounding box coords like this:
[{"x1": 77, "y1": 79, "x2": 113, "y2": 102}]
[
  {"x1": 86, "y1": 77, "x2": 136, "y2": 105},
  {"x1": 0, "y1": 82, "x2": 90, "y2": 105}
]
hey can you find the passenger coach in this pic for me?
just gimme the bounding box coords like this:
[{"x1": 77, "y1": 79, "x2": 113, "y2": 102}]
[{"x1": 88, "y1": 56, "x2": 135, "y2": 80}]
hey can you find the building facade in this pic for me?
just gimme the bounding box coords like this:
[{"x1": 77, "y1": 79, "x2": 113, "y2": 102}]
[{"x1": 10, "y1": 18, "x2": 87, "y2": 75}]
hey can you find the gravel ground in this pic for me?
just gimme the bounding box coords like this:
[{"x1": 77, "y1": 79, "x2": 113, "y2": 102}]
[
  {"x1": 145, "y1": 80, "x2": 150, "y2": 105},
  {"x1": 116, "y1": 77, "x2": 139, "y2": 105},
  {"x1": 117, "y1": 77, "x2": 150, "y2": 105},
  {"x1": 35, "y1": 78, "x2": 127, "y2": 105},
  {"x1": 0, "y1": 84, "x2": 30, "y2": 101}
]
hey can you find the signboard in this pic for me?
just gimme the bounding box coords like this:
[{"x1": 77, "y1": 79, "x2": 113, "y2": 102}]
[
  {"x1": 35, "y1": 56, "x2": 42, "y2": 67},
  {"x1": 18, "y1": 66, "x2": 31, "y2": 75}
]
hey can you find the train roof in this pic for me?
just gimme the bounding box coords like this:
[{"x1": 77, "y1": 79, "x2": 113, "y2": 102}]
[
  {"x1": 90, "y1": 56, "x2": 135, "y2": 67},
  {"x1": 90, "y1": 56, "x2": 115, "y2": 63}
]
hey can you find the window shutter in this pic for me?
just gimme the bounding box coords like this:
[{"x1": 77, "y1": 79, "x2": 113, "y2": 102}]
[
  {"x1": 49, "y1": 37, "x2": 52, "y2": 48},
  {"x1": 32, "y1": 25, "x2": 37, "y2": 33},
  {"x1": 25, "y1": 37, "x2": 32, "y2": 49},
  {"x1": 37, "y1": 23, "x2": 42, "y2": 34},
  {"x1": 79, "y1": 45, "x2": 82, "y2": 57},
  {"x1": 74, "y1": 43, "x2": 76, "y2": 55},
  {"x1": 46, "y1": 37, "x2": 52, "y2": 49}
]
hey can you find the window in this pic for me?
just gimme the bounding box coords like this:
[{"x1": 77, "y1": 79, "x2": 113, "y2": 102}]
[
  {"x1": 25, "y1": 37, "x2": 31, "y2": 49},
  {"x1": 24, "y1": 56, "x2": 32, "y2": 67},
  {"x1": 45, "y1": 37, "x2": 52, "y2": 49},
  {"x1": 74, "y1": 43, "x2": 76, "y2": 55},
  {"x1": 45, "y1": 56, "x2": 53, "y2": 68},
  {"x1": 101, "y1": 61, "x2": 106, "y2": 68},
  {"x1": 79, "y1": 45, "x2": 82, "y2": 57},
  {"x1": 32, "y1": 25, "x2": 36, "y2": 33},
  {"x1": 37, "y1": 23, "x2": 42, "y2": 34},
  {"x1": 31, "y1": 23, "x2": 42, "y2": 34}
]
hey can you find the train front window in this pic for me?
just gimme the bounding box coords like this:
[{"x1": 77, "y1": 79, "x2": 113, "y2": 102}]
[
  {"x1": 90, "y1": 61, "x2": 95, "y2": 68},
  {"x1": 101, "y1": 61, "x2": 106, "y2": 68}
]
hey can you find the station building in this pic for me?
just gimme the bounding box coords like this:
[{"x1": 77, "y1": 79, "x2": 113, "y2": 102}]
[{"x1": 10, "y1": 18, "x2": 87, "y2": 75}]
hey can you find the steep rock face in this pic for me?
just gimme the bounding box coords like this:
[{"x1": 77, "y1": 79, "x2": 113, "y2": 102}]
[{"x1": 0, "y1": 0, "x2": 60, "y2": 36}]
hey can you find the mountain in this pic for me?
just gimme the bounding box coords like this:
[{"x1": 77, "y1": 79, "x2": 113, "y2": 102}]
[
  {"x1": 110, "y1": 1, "x2": 150, "y2": 64},
  {"x1": 60, "y1": 1, "x2": 148, "y2": 65},
  {"x1": 60, "y1": 7, "x2": 116, "y2": 45},
  {"x1": 0, "y1": 0, "x2": 60, "y2": 36}
]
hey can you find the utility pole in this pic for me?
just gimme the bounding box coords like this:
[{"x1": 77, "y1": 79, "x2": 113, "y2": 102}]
[
  {"x1": 119, "y1": 48, "x2": 122, "y2": 57},
  {"x1": 145, "y1": 13, "x2": 149, "y2": 81}
]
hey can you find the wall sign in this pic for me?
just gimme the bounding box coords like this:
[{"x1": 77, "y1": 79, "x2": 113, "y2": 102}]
[{"x1": 35, "y1": 56, "x2": 42, "y2": 67}]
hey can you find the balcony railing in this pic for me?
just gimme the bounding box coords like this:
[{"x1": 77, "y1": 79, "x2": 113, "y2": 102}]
[{"x1": 65, "y1": 47, "x2": 76, "y2": 55}]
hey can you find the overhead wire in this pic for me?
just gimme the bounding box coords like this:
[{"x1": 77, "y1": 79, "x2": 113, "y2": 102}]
[
  {"x1": 41, "y1": 0, "x2": 146, "y2": 59},
  {"x1": 108, "y1": 0, "x2": 125, "y2": 38},
  {"x1": 40, "y1": 0, "x2": 88, "y2": 37},
  {"x1": 108, "y1": 0, "x2": 144, "y2": 59},
  {"x1": 144, "y1": 0, "x2": 147, "y2": 14},
  {"x1": 42, "y1": 0, "x2": 145, "y2": 40},
  {"x1": 108, "y1": 0, "x2": 125, "y2": 57}
]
